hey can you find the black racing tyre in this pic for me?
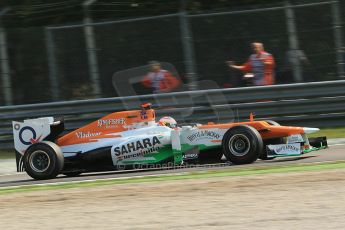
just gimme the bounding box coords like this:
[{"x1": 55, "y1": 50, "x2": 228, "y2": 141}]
[
  {"x1": 24, "y1": 141, "x2": 64, "y2": 180},
  {"x1": 222, "y1": 125, "x2": 263, "y2": 164},
  {"x1": 63, "y1": 172, "x2": 82, "y2": 177}
]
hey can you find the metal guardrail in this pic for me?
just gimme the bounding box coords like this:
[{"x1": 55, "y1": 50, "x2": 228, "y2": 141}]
[{"x1": 1, "y1": 80, "x2": 345, "y2": 150}]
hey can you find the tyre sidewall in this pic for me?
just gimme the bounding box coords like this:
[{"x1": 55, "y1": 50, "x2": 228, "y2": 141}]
[
  {"x1": 222, "y1": 125, "x2": 263, "y2": 164},
  {"x1": 24, "y1": 142, "x2": 64, "y2": 180}
]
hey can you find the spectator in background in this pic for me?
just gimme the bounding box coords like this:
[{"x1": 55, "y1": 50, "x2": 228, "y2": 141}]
[
  {"x1": 227, "y1": 42, "x2": 276, "y2": 86},
  {"x1": 141, "y1": 61, "x2": 181, "y2": 93},
  {"x1": 281, "y1": 49, "x2": 311, "y2": 83}
]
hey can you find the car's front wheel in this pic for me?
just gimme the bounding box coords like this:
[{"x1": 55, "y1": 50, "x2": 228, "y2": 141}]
[{"x1": 222, "y1": 125, "x2": 263, "y2": 164}]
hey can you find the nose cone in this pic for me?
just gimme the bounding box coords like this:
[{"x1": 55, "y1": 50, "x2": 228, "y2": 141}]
[{"x1": 303, "y1": 127, "x2": 320, "y2": 134}]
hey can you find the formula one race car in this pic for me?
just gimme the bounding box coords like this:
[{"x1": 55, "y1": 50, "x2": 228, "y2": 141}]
[{"x1": 12, "y1": 103, "x2": 327, "y2": 180}]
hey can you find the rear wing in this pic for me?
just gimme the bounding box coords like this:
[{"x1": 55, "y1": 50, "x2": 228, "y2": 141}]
[{"x1": 12, "y1": 117, "x2": 64, "y2": 172}]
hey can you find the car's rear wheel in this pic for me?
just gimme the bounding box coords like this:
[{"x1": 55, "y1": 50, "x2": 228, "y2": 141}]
[
  {"x1": 24, "y1": 141, "x2": 64, "y2": 180},
  {"x1": 222, "y1": 125, "x2": 263, "y2": 164}
]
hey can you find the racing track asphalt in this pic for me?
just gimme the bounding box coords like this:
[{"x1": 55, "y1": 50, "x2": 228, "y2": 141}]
[{"x1": 0, "y1": 144, "x2": 344, "y2": 188}]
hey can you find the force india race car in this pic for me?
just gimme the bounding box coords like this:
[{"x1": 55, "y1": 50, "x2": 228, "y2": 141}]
[{"x1": 12, "y1": 103, "x2": 327, "y2": 180}]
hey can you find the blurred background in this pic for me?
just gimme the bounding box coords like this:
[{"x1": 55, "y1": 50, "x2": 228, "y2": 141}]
[{"x1": 0, "y1": 0, "x2": 344, "y2": 105}]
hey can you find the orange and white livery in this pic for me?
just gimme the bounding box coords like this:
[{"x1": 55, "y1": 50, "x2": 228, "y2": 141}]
[{"x1": 12, "y1": 104, "x2": 327, "y2": 180}]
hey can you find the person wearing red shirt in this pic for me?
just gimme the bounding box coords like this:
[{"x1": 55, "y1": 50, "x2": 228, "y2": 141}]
[
  {"x1": 141, "y1": 61, "x2": 181, "y2": 93},
  {"x1": 228, "y1": 43, "x2": 276, "y2": 86}
]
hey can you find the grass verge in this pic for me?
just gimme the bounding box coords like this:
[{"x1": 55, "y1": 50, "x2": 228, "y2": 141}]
[
  {"x1": 309, "y1": 127, "x2": 345, "y2": 139},
  {"x1": 0, "y1": 151, "x2": 14, "y2": 159},
  {"x1": 1, "y1": 161, "x2": 345, "y2": 195}
]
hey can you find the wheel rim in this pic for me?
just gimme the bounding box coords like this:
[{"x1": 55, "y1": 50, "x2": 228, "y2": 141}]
[
  {"x1": 229, "y1": 134, "x2": 250, "y2": 156},
  {"x1": 29, "y1": 150, "x2": 51, "y2": 173}
]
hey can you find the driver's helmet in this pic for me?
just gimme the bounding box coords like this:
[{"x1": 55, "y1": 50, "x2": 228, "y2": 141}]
[{"x1": 158, "y1": 116, "x2": 177, "y2": 128}]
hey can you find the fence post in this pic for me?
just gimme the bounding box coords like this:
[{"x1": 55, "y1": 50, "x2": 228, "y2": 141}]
[
  {"x1": 83, "y1": 0, "x2": 102, "y2": 97},
  {"x1": 45, "y1": 28, "x2": 60, "y2": 101},
  {"x1": 179, "y1": 0, "x2": 198, "y2": 90},
  {"x1": 331, "y1": 0, "x2": 345, "y2": 78},
  {"x1": 0, "y1": 8, "x2": 12, "y2": 105},
  {"x1": 284, "y1": 1, "x2": 303, "y2": 83}
]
